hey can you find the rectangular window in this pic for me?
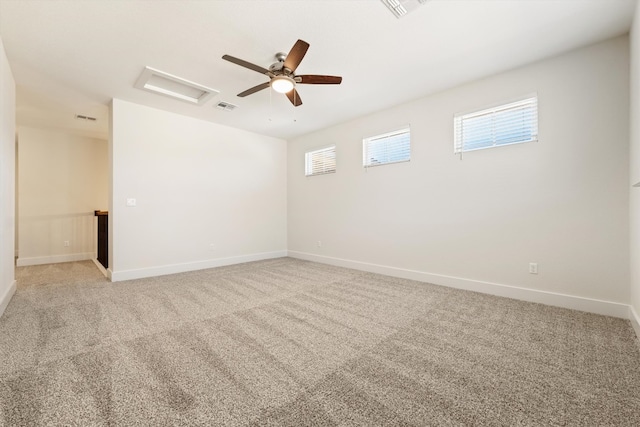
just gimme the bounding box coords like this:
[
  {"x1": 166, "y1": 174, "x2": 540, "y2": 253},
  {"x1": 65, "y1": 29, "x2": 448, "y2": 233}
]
[
  {"x1": 305, "y1": 145, "x2": 336, "y2": 176},
  {"x1": 454, "y1": 95, "x2": 538, "y2": 153},
  {"x1": 363, "y1": 127, "x2": 410, "y2": 167}
]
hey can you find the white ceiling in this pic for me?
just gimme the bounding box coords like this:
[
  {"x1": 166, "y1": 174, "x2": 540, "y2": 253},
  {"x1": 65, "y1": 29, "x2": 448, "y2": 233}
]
[{"x1": 0, "y1": 0, "x2": 636, "y2": 141}]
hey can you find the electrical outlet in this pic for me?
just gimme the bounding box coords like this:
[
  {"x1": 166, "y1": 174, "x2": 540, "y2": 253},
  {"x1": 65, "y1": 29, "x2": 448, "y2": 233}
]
[
  {"x1": 317, "y1": 240, "x2": 322, "y2": 247},
  {"x1": 209, "y1": 243, "x2": 216, "y2": 251},
  {"x1": 529, "y1": 262, "x2": 538, "y2": 274},
  {"x1": 63, "y1": 240, "x2": 70, "y2": 247}
]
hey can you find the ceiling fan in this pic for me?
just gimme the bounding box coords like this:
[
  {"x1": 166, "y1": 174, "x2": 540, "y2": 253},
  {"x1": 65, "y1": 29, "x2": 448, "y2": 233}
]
[{"x1": 222, "y1": 39, "x2": 342, "y2": 107}]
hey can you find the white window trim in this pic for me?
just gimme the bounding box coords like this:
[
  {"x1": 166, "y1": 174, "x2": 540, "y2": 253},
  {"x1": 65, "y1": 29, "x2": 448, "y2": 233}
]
[
  {"x1": 363, "y1": 126, "x2": 411, "y2": 168},
  {"x1": 305, "y1": 145, "x2": 336, "y2": 177},
  {"x1": 454, "y1": 94, "x2": 538, "y2": 154}
]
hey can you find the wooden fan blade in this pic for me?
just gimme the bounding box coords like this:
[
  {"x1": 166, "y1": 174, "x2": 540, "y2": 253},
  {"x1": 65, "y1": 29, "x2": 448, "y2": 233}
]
[
  {"x1": 237, "y1": 82, "x2": 270, "y2": 97},
  {"x1": 222, "y1": 55, "x2": 270, "y2": 75},
  {"x1": 285, "y1": 88, "x2": 303, "y2": 107},
  {"x1": 283, "y1": 40, "x2": 309, "y2": 73},
  {"x1": 298, "y1": 75, "x2": 343, "y2": 85}
]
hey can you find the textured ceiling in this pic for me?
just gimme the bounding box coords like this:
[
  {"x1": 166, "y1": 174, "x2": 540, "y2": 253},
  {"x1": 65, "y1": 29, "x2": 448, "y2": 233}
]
[{"x1": 0, "y1": 0, "x2": 636, "y2": 140}]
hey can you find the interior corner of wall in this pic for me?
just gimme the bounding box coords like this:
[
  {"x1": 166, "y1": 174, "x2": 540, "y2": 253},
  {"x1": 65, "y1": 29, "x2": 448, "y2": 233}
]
[{"x1": 630, "y1": 304, "x2": 640, "y2": 340}]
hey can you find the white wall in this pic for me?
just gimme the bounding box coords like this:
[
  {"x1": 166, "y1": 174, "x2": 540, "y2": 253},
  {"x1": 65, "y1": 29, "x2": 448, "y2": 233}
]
[
  {"x1": 16, "y1": 127, "x2": 107, "y2": 266},
  {"x1": 0, "y1": 37, "x2": 16, "y2": 317},
  {"x1": 629, "y1": 2, "x2": 640, "y2": 335},
  {"x1": 109, "y1": 99, "x2": 287, "y2": 281},
  {"x1": 288, "y1": 36, "x2": 630, "y2": 317}
]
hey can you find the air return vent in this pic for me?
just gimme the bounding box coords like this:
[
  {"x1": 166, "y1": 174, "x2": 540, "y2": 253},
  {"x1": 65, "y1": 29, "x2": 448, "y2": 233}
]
[
  {"x1": 75, "y1": 114, "x2": 97, "y2": 121},
  {"x1": 381, "y1": 0, "x2": 430, "y2": 18},
  {"x1": 134, "y1": 66, "x2": 219, "y2": 105},
  {"x1": 215, "y1": 101, "x2": 238, "y2": 112}
]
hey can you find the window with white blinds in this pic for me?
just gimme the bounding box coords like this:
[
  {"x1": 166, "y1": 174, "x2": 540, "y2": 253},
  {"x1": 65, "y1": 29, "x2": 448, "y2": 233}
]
[
  {"x1": 305, "y1": 145, "x2": 336, "y2": 176},
  {"x1": 363, "y1": 127, "x2": 410, "y2": 167},
  {"x1": 454, "y1": 96, "x2": 538, "y2": 154}
]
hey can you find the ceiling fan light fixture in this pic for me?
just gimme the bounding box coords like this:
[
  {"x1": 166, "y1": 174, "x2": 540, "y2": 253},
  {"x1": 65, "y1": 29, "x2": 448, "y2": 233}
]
[
  {"x1": 223, "y1": 39, "x2": 341, "y2": 107},
  {"x1": 271, "y1": 75, "x2": 295, "y2": 94}
]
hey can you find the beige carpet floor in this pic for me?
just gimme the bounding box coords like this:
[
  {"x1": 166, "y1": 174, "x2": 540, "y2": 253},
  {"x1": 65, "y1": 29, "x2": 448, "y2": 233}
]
[{"x1": 1, "y1": 257, "x2": 639, "y2": 426}]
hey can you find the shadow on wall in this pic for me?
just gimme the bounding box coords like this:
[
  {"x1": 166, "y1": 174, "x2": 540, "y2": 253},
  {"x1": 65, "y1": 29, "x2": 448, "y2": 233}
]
[{"x1": 17, "y1": 212, "x2": 98, "y2": 266}]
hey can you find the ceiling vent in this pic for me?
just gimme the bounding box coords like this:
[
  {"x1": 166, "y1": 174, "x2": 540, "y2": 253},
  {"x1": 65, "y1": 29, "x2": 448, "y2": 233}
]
[
  {"x1": 215, "y1": 101, "x2": 238, "y2": 112},
  {"x1": 134, "y1": 66, "x2": 218, "y2": 105},
  {"x1": 75, "y1": 114, "x2": 97, "y2": 121},
  {"x1": 381, "y1": 0, "x2": 430, "y2": 18}
]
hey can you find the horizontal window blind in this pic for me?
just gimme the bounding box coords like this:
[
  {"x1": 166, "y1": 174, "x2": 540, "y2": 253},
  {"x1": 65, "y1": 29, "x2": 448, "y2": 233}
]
[
  {"x1": 454, "y1": 96, "x2": 538, "y2": 153},
  {"x1": 363, "y1": 127, "x2": 410, "y2": 167},
  {"x1": 305, "y1": 145, "x2": 336, "y2": 176}
]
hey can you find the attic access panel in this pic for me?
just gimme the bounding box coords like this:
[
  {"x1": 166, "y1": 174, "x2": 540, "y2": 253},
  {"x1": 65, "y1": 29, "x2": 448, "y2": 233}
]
[{"x1": 134, "y1": 66, "x2": 218, "y2": 105}]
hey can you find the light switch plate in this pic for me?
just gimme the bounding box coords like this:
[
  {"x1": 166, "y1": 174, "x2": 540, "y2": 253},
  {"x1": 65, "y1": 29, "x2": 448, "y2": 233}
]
[{"x1": 126, "y1": 198, "x2": 137, "y2": 207}]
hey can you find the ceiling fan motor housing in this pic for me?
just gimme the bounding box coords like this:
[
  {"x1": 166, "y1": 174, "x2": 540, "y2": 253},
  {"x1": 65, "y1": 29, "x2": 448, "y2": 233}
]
[{"x1": 269, "y1": 61, "x2": 284, "y2": 74}]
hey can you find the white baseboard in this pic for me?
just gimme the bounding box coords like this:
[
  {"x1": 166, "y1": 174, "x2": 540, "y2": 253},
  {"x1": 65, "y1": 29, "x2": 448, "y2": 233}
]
[
  {"x1": 0, "y1": 279, "x2": 16, "y2": 318},
  {"x1": 630, "y1": 306, "x2": 640, "y2": 340},
  {"x1": 109, "y1": 250, "x2": 288, "y2": 282},
  {"x1": 288, "y1": 251, "x2": 629, "y2": 319},
  {"x1": 16, "y1": 252, "x2": 96, "y2": 267},
  {"x1": 92, "y1": 258, "x2": 109, "y2": 278}
]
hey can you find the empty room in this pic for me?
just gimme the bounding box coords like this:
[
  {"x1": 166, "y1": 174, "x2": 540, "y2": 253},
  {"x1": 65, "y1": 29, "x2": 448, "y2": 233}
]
[{"x1": 1, "y1": 0, "x2": 640, "y2": 425}]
